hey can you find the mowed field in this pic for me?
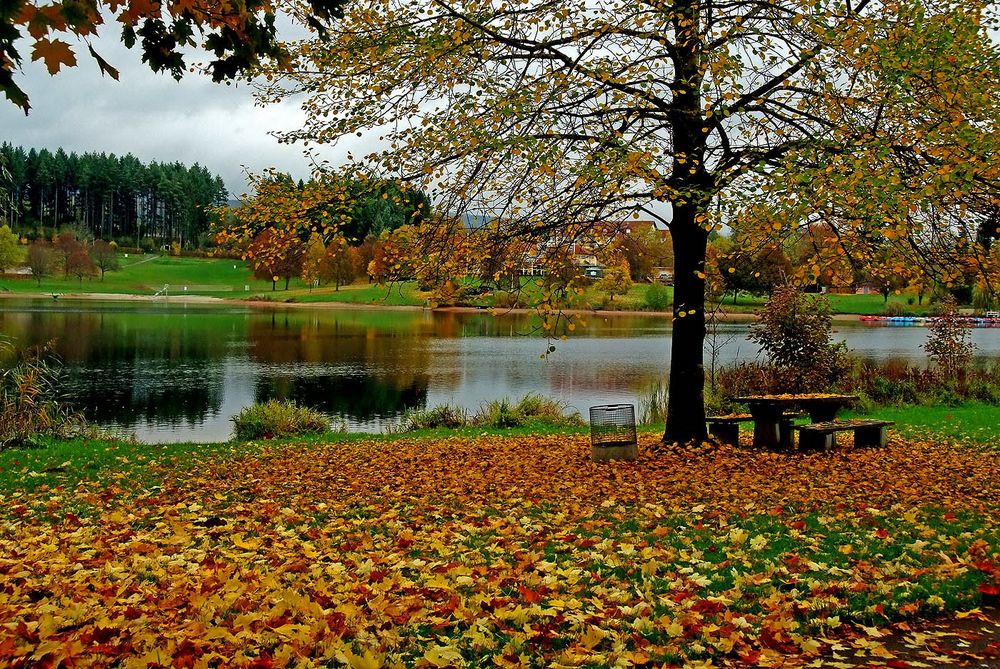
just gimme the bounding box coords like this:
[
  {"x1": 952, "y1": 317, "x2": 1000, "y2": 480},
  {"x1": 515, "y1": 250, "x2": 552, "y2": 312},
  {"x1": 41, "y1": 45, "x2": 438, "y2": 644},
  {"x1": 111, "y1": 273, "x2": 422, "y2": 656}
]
[{"x1": 1, "y1": 254, "x2": 271, "y2": 296}]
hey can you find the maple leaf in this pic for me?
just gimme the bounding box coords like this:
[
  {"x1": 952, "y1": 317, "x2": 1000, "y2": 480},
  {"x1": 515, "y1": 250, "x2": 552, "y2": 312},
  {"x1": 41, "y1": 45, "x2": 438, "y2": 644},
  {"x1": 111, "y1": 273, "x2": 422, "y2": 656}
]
[
  {"x1": 88, "y1": 45, "x2": 120, "y2": 80},
  {"x1": 120, "y1": 0, "x2": 163, "y2": 25},
  {"x1": 423, "y1": 645, "x2": 463, "y2": 667},
  {"x1": 339, "y1": 648, "x2": 384, "y2": 669},
  {"x1": 978, "y1": 582, "x2": 1000, "y2": 596},
  {"x1": 31, "y1": 38, "x2": 77, "y2": 75}
]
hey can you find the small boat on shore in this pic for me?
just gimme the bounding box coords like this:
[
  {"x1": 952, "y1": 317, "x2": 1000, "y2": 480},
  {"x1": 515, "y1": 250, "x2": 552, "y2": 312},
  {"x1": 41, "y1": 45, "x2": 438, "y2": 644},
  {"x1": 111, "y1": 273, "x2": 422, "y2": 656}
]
[{"x1": 859, "y1": 315, "x2": 1000, "y2": 327}]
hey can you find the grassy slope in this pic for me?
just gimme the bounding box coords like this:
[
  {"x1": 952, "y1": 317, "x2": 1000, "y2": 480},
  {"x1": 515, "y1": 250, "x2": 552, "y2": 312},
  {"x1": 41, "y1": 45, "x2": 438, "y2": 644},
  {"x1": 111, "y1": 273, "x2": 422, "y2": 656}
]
[
  {"x1": 0, "y1": 252, "x2": 948, "y2": 314},
  {"x1": 282, "y1": 281, "x2": 427, "y2": 306},
  {"x1": 1, "y1": 254, "x2": 276, "y2": 296}
]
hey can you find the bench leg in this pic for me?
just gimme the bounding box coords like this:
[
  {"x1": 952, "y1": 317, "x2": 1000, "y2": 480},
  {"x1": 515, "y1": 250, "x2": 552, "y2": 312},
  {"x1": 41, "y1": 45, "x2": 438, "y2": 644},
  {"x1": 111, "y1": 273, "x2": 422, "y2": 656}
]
[
  {"x1": 709, "y1": 423, "x2": 739, "y2": 446},
  {"x1": 779, "y1": 419, "x2": 795, "y2": 450},
  {"x1": 798, "y1": 431, "x2": 834, "y2": 452},
  {"x1": 753, "y1": 419, "x2": 782, "y2": 449},
  {"x1": 854, "y1": 426, "x2": 887, "y2": 448}
]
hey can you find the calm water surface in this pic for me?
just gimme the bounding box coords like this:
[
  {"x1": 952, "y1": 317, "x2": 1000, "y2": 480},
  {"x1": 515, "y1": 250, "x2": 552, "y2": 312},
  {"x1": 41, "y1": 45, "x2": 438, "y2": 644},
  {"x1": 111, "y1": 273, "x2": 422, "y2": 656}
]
[{"x1": 3, "y1": 298, "x2": 1000, "y2": 442}]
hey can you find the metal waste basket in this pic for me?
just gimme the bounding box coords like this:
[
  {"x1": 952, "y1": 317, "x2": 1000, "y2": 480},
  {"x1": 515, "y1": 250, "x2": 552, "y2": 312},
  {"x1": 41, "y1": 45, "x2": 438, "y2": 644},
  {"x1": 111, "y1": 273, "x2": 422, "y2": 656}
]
[{"x1": 589, "y1": 404, "x2": 638, "y2": 461}]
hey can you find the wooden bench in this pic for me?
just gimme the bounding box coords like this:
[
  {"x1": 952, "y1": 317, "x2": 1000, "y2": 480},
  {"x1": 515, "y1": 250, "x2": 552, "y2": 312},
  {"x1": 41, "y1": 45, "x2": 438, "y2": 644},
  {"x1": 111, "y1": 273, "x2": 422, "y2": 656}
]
[
  {"x1": 706, "y1": 414, "x2": 753, "y2": 445},
  {"x1": 708, "y1": 412, "x2": 803, "y2": 447},
  {"x1": 793, "y1": 419, "x2": 894, "y2": 451}
]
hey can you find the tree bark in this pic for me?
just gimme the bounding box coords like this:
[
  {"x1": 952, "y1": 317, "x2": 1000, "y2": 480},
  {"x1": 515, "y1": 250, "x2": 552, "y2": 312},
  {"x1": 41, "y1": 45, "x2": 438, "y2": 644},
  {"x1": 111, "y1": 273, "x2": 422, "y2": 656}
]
[
  {"x1": 664, "y1": 206, "x2": 709, "y2": 443},
  {"x1": 663, "y1": 0, "x2": 710, "y2": 444}
]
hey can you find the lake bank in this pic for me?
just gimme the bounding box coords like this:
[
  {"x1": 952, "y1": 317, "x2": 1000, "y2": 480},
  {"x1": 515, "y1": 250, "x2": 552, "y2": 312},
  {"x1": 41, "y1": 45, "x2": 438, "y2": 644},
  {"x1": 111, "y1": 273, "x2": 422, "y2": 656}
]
[{"x1": 2, "y1": 289, "x2": 861, "y2": 323}]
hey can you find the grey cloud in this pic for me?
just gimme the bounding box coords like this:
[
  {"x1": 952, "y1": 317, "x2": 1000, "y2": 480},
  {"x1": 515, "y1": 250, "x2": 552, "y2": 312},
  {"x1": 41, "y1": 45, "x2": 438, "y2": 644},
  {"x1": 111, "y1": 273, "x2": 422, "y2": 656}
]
[{"x1": 0, "y1": 32, "x2": 331, "y2": 196}]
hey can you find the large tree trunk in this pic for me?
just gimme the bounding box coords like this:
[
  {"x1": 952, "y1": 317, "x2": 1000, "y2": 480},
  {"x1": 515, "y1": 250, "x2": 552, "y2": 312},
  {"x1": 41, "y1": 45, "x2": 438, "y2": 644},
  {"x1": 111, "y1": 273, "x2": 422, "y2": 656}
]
[
  {"x1": 663, "y1": 0, "x2": 710, "y2": 444},
  {"x1": 664, "y1": 207, "x2": 709, "y2": 443}
]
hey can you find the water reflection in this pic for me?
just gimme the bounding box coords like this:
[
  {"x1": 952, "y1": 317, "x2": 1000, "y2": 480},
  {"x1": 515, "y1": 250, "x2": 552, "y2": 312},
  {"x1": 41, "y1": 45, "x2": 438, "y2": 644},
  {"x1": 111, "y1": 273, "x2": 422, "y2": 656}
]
[
  {"x1": 254, "y1": 374, "x2": 429, "y2": 423},
  {"x1": 5, "y1": 299, "x2": 1000, "y2": 442}
]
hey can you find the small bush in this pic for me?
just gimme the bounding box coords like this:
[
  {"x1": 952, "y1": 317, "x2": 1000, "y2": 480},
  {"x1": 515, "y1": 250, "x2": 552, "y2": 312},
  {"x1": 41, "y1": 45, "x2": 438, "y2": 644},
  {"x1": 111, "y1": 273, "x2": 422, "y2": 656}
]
[
  {"x1": 400, "y1": 395, "x2": 581, "y2": 431},
  {"x1": 922, "y1": 296, "x2": 974, "y2": 377},
  {"x1": 973, "y1": 285, "x2": 997, "y2": 312},
  {"x1": 826, "y1": 355, "x2": 1000, "y2": 408},
  {"x1": 882, "y1": 301, "x2": 907, "y2": 317},
  {"x1": 965, "y1": 380, "x2": 1000, "y2": 404},
  {"x1": 401, "y1": 404, "x2": 468, "y2": 430},
  {"x1": 231, "y1": 401, "x2": 331, "y2": 440},
  {"x1": 749, "y1": 284, "x2": 848, "y2": 392},
  {"x1": 931, "y1": 386, "x2": 965, "y2": 407},
  {"x1": 512, "y1": 393, "x2": 583, "y2": 426},
  {"x1": 474, "y1": 398, "x2": 524, "y2": 428},
  {"x1": 868, "y1": 375, "x2": 920, "y2": 405},
  {"x1": 644, "y1": 282, "x2": 671, "y2": 311},
  {"x1": 470, "y1": 395, "x2": 582, "y2": 428}
]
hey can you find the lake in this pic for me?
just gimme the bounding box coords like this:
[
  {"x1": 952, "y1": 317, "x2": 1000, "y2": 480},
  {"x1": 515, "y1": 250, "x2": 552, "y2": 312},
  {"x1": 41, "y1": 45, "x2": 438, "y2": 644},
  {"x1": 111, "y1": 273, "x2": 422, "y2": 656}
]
[{"x1": 2, "y1": 299, "x2": 999, "y2": 442}]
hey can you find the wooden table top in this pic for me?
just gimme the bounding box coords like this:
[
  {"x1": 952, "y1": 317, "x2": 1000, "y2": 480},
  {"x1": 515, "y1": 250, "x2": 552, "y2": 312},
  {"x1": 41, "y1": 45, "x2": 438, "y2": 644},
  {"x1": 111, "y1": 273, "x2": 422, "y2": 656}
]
[{"x1": 733, "y1": 394, "x2": 859, "y2": 405}]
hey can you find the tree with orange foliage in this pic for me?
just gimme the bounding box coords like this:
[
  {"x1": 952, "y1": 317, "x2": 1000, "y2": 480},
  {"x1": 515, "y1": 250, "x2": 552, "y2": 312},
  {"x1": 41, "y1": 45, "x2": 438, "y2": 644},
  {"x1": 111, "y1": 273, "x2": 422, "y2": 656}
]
[
  {"x1": 246, "y1": 227, "x2": 302, "y2": 291},
  {"x1": 301, "y1": 232, "x2": 326, "y2": 291},
  {"x1": 215, "y1": 172, "x2": 355, "y2": 253},
  {"x1": 53, "y1": 230, "x2": 83, "y2": 278},
  {"x1": 319, "y1": 234, "x2": 355, "y2": 290},
  {"x1": 259, "y1": 0, "x2": 1000, "y2": 443},
  {"x1": 595, "y1": 261, "x2": 633, "y2": 303},
  {"x1": 65, "y1": 245, "x2": 96, "y2": 285}
]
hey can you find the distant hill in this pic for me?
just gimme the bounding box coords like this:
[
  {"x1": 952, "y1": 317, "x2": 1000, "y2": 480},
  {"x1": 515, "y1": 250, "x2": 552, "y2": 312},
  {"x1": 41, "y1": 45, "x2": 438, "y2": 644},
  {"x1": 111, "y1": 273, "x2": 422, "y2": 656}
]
[{"x1": 462, "y1": 212, "x2": 494, "y2": 229}]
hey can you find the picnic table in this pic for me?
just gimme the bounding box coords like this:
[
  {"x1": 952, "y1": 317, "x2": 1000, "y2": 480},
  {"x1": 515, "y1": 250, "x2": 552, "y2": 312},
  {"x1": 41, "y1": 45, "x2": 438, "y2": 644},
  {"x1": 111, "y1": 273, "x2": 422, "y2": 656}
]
[{"x1": 733, "y1": 394, "x2": 859, "y2": 449}]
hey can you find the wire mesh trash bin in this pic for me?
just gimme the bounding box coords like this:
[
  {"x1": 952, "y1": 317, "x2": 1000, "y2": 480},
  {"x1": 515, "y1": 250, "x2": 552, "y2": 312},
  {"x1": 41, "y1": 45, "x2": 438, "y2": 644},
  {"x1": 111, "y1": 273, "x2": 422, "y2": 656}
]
[{"x1": 589, "y1": 404, "x2": 638, "y2": 461}]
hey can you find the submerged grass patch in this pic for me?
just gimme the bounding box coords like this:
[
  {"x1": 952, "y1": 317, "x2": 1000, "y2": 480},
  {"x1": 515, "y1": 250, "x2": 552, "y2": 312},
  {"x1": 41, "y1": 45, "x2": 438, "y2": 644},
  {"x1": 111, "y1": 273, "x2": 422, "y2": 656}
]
[
  {"x1": 231, "y1": 400, "x2": 333, "y2": 440},
  {"x1": 402, "y1": 394, "x2": 585, "y2": 431}
]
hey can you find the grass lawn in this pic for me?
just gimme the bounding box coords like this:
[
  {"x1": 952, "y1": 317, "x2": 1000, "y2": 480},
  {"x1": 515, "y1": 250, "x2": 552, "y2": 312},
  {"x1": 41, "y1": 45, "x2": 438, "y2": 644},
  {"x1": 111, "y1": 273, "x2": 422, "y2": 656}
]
[
  {"x1": 826, "y1": 292, "x2": 930, "y2": 316},
  {"x1": 710, "y1": 291, "x2": 929, "y2": 316},
  {"x1": 0, "y1": 254, "x2": 278, "y2": 296},
  {"x1": 1, "y1": 252, "x2": 433, "y2": 306},
  {"x1": 850, "y1": 401, "x2": 1000, "y2": 445},
  {"x1": 0, "y1": 429, "x2": 997, "y2": 667},
  {"x1": 282, "y1": 282, "x2": 427, "y2": 306}
]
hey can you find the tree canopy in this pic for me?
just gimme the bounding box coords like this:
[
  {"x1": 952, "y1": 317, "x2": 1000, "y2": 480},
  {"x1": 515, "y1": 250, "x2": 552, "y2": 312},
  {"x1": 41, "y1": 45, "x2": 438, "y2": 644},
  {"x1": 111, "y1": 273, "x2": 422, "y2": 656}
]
[
  {"x1": 215, "y1": 171, "x2": 431, "y2": 257},
  {"x1": 256, "y1": 0, "x2": 1000, "y2": 442},
  {"x1": 1, "y1": 0, "x2": 345, "y2": 113},
  {"x1": 0, "y1": 223, "x2": 19, "y2": 271}
]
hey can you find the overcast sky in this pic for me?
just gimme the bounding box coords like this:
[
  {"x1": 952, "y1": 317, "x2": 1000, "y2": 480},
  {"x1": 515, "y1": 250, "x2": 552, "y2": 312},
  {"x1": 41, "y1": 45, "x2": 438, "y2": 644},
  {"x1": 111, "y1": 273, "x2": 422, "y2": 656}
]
[{"x1": 0, "y1": 29, "x2": 347, "y2": 199}]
